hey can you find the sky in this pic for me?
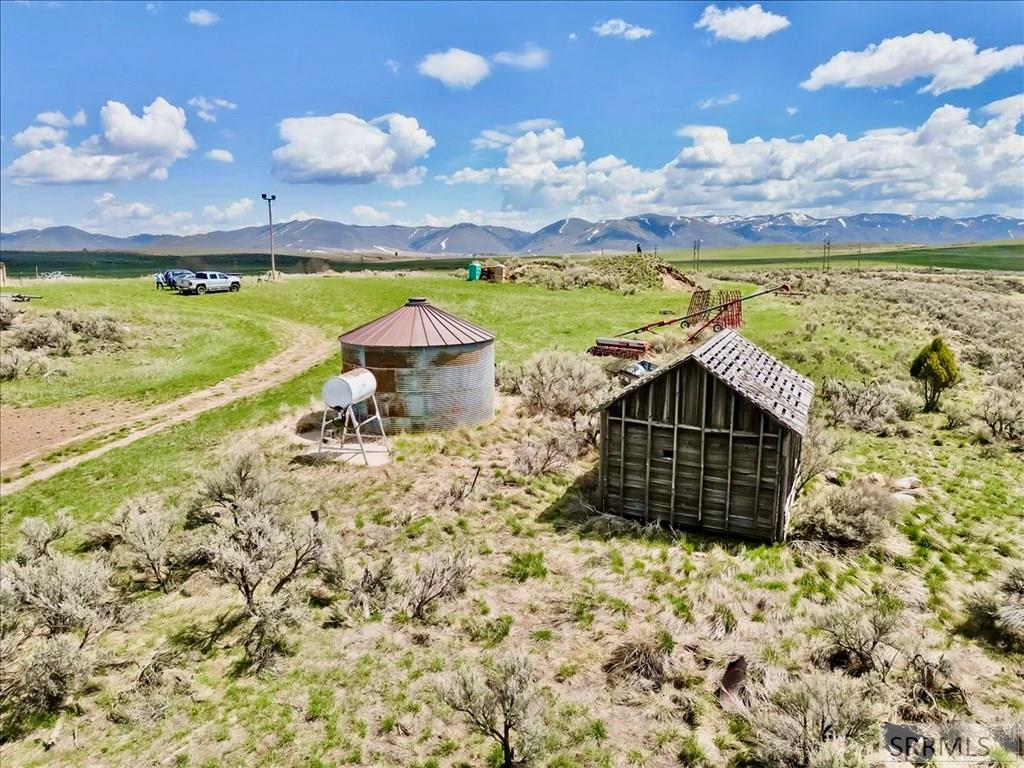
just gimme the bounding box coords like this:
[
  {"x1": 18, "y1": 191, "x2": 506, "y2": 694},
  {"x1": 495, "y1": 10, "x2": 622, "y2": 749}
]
[{"x1": 1, "y1": 0, "x2": 1022, "y2": 236}]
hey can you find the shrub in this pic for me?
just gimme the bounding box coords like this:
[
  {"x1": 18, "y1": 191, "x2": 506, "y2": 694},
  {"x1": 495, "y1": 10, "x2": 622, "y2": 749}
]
[
  {"x1": 71, "y1": 314, "x2": 125, "y2": 344},
  {"x1": 440, "y1": 652, "x2": 543, "y2": 768},
  {"x1": 964, "y1": 567, "x2": 1024, "y2": 652},
  {"x1": 17, "y1": 511, "x2": 71, "y2": 562},
  {"x1": 0, "y1": 304, "x2": 17, "y2": 330},
  {"x1": 790, "y1": 482, "x2": 898, "y2": 549},
  {"x1": 205, "y1": 506, "x2": 325, "y2": 614},
  {"x1": 910, "y1": 337, "x2": 960, "y2": 413},
  {"x1": 819, "y1": 379, "x2": 900, "y2": 434},
  {"x1": 12, "y1": 315, "x2": 71, "y2": 354},
  {"x1": 812, "y1": 602, "x2": 902, "y2": 681},
  {"x1": 7, "y1": 553, "x2": 120, "y2": 639},
  {"x1": 743, "y1": 671, "x2": 879, "y2": 768},
  {"x1": 507, "y1": 551, "x2": 547, "y2": 582},
  {"x1": 344, "y1": 556, "x2": 397, "y2": 619},
  {"x1": 517, "y1": 351, "x2": 611, "y2": 439},
  {"x1": 603, "y1": 632, "x2": 673, "y2": 684},
  {"x1": 240, "y1": 591, "x2": 302, "y2": 672},
  {"x1": 111, "y1": 496, "x2": 175, "y2": 592},
  {"x1": 794, "y1": 419, "x2": 849, "y2": 494},
  {"x1": 187, "y1": 448, "x2": 289, "y2": 527},
  {"x1": 975, "y1": 388, "x2": 1024, "y2": 444},
  {"x1": 0, "y1": 635, "x2": 92, "y2": 718},
  {"x1": 404, "y1": 550, "x2": 473, "y2": 621},
  {"x1": 0, "y1": 348, "x2": 50, "y2": 381},
  {"x1": 511, "y1": 435, "x2": 576, "y2": 477}
]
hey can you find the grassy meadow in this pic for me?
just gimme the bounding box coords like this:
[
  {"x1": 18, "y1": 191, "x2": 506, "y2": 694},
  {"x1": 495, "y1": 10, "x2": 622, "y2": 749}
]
[{"x1": 0, "y1": 264, "x2": 1022, "y2": 767}]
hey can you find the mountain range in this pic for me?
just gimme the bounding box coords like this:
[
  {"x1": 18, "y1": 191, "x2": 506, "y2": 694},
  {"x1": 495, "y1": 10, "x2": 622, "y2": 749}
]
[{"x1": 1, "y1": 213, "x2": 1020, "y2": 256}]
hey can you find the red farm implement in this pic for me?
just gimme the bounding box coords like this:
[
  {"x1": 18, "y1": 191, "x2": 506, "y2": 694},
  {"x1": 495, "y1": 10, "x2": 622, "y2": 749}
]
[{"x1": 616, "y1": 284, "x2": 793, "y2": 341}]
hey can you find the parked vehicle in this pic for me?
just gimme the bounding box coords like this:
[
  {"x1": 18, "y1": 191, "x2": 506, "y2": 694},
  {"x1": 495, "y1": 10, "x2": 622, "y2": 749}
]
[
  {"x1": 177, "y1": 271, "x2": 241, "y2": 295},
  {"x1": 164, "y1": 269, "x2": 195, "y2": 289}
]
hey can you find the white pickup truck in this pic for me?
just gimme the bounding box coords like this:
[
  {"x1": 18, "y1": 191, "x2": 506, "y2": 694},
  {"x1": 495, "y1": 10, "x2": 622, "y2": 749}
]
[{"x1": 177, "y1": 271, "x2": 241, "y2": 295}]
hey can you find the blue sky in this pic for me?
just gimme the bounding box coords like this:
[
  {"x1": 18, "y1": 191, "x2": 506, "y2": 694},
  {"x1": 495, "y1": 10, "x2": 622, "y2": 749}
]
[{"x1": 1, "y1": 0, "x2": 1022, "y2": 235}]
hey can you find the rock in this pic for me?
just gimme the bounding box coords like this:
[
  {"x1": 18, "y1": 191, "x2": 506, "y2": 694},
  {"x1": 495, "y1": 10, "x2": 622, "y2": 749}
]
[
  {"x1": 718, "y1": 655, "x2": 747, "y2": 705},
  {"x1": 824, "y1": 470, "x2": 842, "y2": 486},
  {"x1": 892, "y1": 475, "x2": 922, "y2": 490},
  {"x1": 866, "y1": 472, "x2": 887, "y2": 486},
  {"x1": 892, "y1": 492, "x2": 918, "y2": 506}
]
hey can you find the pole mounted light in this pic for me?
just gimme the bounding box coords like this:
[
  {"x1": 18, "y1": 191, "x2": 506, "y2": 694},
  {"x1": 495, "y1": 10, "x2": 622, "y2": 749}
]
[{"x1": 261, "y1": 193, "x2": 277, "y2": 281}]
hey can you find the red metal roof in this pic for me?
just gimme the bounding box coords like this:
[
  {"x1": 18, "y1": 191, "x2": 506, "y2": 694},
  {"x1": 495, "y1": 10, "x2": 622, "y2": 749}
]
[{"x1": 338, "y1": 298, "x2": 495, "y2": 348}]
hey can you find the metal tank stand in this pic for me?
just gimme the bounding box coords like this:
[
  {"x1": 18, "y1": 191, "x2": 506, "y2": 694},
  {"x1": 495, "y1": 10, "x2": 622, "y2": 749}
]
[{"x1": 317, "y1": 393, "x2": 391, "y2": 464}]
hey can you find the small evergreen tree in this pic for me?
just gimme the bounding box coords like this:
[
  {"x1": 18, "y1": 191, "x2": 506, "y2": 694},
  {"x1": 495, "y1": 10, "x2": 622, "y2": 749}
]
[{"x1": 910, "y1": 337, "x2": 960, "y2": 413}]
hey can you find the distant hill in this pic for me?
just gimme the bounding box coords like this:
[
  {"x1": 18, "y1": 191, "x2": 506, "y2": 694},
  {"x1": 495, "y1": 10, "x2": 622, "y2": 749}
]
[{"x1": 2, "y1": 212, "x2": 1020, "y2": 256}]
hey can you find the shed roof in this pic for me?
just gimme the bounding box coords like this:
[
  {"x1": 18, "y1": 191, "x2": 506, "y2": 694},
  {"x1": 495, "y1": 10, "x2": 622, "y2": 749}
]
[
  {"x1": 595, "y1": 329, "x2": 814, "y2": 435},
  {"x1": 338, "y1": 298, "x2": 495, "y2": 348}
]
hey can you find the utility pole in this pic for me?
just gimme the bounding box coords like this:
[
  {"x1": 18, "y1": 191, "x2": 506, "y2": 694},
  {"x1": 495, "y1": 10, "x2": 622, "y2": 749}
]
[
  {"x1": 261, "y1": 193, "x2": 277, "y2": 280},
  {"x1": 858, "y1": 243, "x2": 862, "y2": 270},
  {"x1": 822, "y1": 236, "x2": 831, "y2": 271},
  {"x1": 692, "y1": 239, "x2": 701, "y2": 272}
]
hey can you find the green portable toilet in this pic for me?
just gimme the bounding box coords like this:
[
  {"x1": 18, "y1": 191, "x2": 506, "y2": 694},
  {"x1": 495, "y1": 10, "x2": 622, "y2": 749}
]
[{"x1": 467, "y1": 262, "x2": 482, "y2": 281}]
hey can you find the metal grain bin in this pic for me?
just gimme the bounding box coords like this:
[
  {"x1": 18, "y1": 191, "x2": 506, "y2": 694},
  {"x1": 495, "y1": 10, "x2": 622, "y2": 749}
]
[{"x1": 338, "y1": 298, "x2": 495, "y2": 432}]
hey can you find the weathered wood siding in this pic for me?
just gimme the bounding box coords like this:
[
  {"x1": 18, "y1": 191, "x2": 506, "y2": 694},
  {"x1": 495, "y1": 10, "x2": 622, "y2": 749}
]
[{"x1": 600, "y1": 359, "x2": 800, "y2": 541}]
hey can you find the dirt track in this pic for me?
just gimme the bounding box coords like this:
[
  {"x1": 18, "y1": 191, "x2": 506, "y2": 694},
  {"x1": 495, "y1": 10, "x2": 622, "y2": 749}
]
[{"x1": 0, "y1": 320, "x2": 335, "y2": 494}]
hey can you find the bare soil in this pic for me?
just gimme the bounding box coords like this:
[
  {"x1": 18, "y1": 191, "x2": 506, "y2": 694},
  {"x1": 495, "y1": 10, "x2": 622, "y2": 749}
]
[{"x1": 0, "y1": 320, "x2": 334, "y2": 493}]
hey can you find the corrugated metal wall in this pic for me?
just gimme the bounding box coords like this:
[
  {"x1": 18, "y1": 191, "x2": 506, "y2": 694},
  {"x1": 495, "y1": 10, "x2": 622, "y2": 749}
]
[{"x1": 342, "y1": 341, "x2": 495, "y2": 432}]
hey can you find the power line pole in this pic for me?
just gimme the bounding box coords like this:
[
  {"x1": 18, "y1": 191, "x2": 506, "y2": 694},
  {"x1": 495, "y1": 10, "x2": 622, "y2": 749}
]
[
  {"x1": 261, "y1": 193, "x2": 277, "y2": 280},
  {"x1": 692, "y1": 239, "x2": 701, "y2": 272},
  {"x1": 822, "y1": 236, "x2": 831, "y2": 271}
]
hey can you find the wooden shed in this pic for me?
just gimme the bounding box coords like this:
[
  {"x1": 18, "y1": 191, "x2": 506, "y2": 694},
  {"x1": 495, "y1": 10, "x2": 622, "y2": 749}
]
[{"x1": 595, "y1": 329, "x2": 814, "y2": 541}]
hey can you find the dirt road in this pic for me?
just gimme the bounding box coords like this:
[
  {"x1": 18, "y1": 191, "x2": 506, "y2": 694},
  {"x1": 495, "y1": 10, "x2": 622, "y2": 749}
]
[{"x1": 1, "y1": 320, "x2": 335, "y2": 494}]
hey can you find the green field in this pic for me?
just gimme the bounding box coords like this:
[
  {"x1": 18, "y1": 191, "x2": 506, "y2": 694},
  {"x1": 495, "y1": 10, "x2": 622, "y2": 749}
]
[
  {"x1": 2, "y1": 241, "x2": 1021, "y2": 280},
  {"x1": 1, "y1": 267, "x2": 1022, "y2": 767}
]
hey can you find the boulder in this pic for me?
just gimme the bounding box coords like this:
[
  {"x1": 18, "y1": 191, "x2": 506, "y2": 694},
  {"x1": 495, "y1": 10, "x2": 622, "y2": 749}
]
[
  {"x1": 824, "y1": 470, "x2": 842, "y2": 486},
  {"x1": 892, "y1": 475, "x2": 922, "y2": 490},
  {"x1": 866, "y1": 472, "x2": 887, "y2": 486},
  {"x1": 892, "y1": 492, "x2": 918, "y2": 506}
]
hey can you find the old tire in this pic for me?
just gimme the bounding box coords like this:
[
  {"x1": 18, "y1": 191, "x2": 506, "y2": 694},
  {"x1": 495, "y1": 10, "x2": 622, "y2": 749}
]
[
  {"x1": 196, "y1": 284, "x2": 207, "y2": 295},
  {"x1": 229, "y1": 283, "x2": 240, "y2": 292}
]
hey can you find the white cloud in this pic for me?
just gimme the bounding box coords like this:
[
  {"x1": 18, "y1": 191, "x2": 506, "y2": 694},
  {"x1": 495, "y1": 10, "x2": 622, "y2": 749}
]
[
  {"x1": 288, "y1": 211, "x2": 319, "y2": 221},
  {"x1": 83, "y1": 192, "x2": 195, "y2": 234},
  {"x1": 205, "y1": 148, "x2": 234, "y2": 163},
  {"x1": 470, "y1": 120, "x2": 562, "y2": 151},
  {"x1": 492, "y1": 44, "x2": 549, "y2": 70},
  {"x1": 592, "y1": 18, "x2": 653, "y2": 40},
  {"x1": 802, "y1": 31, "x2": 1024, "y2": 95},
  {"x1": 186, "y1": 8, "x2": 219, "y2": 26},
  {"x1": 385, "y1": 58, "x2": 400, "y2": 75},
  {"x1": 697, "y1": 93, "x2": 740, "y2": 109},
  {"x1": 4, "y1": 215, "x2": 55, "y2": 231},
  {"x1": 7, "y1": 97, "x2": 195, "y2": 184},
  {"x1": 442, "y1": 96, "x2": 1024, "y2": 220},
  {"x1": 272, "y1": 111, "x2": 435, "y2": 186},
  {"x1": 385, "y1": 199, "x2": 407, "y2": 208},
  {"x1": 35, "y1": 109, "x2": 86, "y2": 128},
  {"x1": 351, "y1": 205, "x2": 390, "y2": 224},
  {"x1": 786, "y1": 106, "x2": 799, "y2": 115},
  {"x1": 188, "y1": 95, "x2": 237, "y2": 122},
  {"x1": 568, "y1": 32, "x2": 577, "y2": 41},
  {"x1": 507, "y1": 128, "x2": 584, "y2": 165},
  {"x1": 203, "y1": 197, "x2": 254, "y2": 223},
  {"x1": 145, "y1": 2, "x2": 161, "y2": 13},
  {"x1": 515, "y1": 118, "x2": 559, "y2": 132},
  {"x1": 13, "y1": 125, "x2": 67, "y2": 148},
  {"x1": 695, "y1": 4, "x2": 790, "y2": 42},
  {"x1": 418, "y1": 48, "x2": 491, "y2": 89}
]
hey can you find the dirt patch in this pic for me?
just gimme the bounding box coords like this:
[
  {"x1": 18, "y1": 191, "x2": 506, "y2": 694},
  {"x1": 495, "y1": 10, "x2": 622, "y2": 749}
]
[
  {"x1": 0, "y1": 400, "x2": 146, "y2": 469},
  {"x1": 1, "y1": 320, "x2": 335, "y2": 492}
]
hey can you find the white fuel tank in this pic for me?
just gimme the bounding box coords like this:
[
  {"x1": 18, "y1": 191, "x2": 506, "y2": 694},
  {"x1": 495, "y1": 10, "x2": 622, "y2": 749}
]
[{"x1": 322, "y1": 368, "x2": 377, "y2": 408}]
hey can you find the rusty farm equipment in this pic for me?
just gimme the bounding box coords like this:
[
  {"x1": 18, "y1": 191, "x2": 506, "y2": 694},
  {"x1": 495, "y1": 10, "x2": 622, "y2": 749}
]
[
  {"x1": 588, "y1": 337, "x2": 651, "y2": 359},
  {"x1": 615, "y1": 284, "x2": 793, "y2": 341}
]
